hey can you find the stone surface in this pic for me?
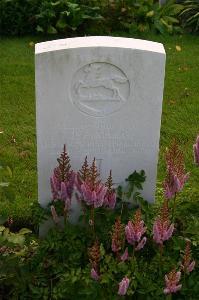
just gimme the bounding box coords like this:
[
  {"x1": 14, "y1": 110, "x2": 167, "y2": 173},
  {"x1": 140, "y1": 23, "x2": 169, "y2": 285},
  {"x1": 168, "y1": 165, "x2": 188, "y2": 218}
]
[{"x1": 35, "y1": 36, "x2": 166, "y2": 210}]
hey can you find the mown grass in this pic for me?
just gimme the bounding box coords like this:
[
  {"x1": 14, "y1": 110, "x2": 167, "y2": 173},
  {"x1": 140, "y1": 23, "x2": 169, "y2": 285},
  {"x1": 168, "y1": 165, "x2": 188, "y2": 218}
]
[{"x1": 0, "y1": 34, "x2": 199, "y2": 223}]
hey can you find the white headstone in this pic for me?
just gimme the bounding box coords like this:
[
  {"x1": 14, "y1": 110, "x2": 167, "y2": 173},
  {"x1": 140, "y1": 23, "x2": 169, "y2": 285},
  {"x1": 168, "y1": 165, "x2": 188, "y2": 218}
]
[{"x1": 35, "y1": 36, "x2": 165, "y2": 210}]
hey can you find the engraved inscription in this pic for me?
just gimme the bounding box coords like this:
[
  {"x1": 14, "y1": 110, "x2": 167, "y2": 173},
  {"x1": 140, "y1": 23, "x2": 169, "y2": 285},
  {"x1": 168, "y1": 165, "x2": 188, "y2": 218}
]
[
  {"x1": 41, "y1": 127, "x2": 155, "y2": 155},
  {"x1": 71, "y1": 62, "x2": 130, "y2": 117}
]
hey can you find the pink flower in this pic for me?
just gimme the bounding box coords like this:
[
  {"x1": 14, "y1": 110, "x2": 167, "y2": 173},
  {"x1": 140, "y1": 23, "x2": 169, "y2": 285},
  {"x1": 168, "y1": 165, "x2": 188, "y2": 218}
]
[
  {"x1": 112, "y1": 239, "x2": 119, "y2": 253},
  {"x1": 76, "y1": 158, "x2": 107, "y2": 208},
  {"x1": 163, "y1": 173, "x2": 189, "y2": 199},
  {"x1": 50, "y1": 170, "x2": 76, "y2": 202},
  {"x1": 81, "y1": 181, "x2": 107, "y2": 208},
  {"x1": 153, "y1": 200, "x2": 174, "y2": 245},
  {"x1": 125, "y1": 209, "x2": 147, "y2": 250},
  {"x1": 90, "y1": 268, "x2": 100, "y2": 281},
  {"x1": 50, "y1": 205, "x2": 59, "y2": 224},
  {"x1": 153, "y1": 219, "x2": 174, "y2": 245},
  {"x1": 135, "y1": 237, "x2": 147, "y2": 251},
  {"x1": 118, "y1": 277, "x2": 130, "y2": 296},
  {"x1": 181, "y1": 240, "x2": 196, "y2": 274},
  {"x1": 163, "y1": 141, "x2": 189, "y2": 199},
  {"x1": 187, "y1": 261, "x2": 196, "y2": 273},
  {"x1": 104, "y1": 170, "x2": 116, "y2": 209},
  {"x1": 104, "y1": 190, "x2": 116, "y2": 209},
  {"x1": 50, "y1": 145, "x2": 75, "y2": 205},
  {"x1": 111, "y1": 218, "x2": 124, "y2": 253},
  {"x1": 164, "y1": 270, "x2": 182, "y2": 295},
  {"x1": 120, "y1": 248, "x2": 129, "y2": 262},
  {"x1": 193, "y1": 135, "x2": 199, "y2": 166}
]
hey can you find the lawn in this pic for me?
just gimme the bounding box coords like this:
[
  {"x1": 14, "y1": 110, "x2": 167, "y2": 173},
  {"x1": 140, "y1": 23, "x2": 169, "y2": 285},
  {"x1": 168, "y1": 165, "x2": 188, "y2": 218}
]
[{"x1": 0, "y1": 33, "x2": 199, "y2": 225}]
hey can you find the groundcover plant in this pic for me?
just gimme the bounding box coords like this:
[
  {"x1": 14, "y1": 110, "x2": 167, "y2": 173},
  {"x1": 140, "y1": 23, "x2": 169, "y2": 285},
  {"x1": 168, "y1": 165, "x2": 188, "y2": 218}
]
[{"x1": 0, "y1": 137, "x2": 198, "y2": 299}]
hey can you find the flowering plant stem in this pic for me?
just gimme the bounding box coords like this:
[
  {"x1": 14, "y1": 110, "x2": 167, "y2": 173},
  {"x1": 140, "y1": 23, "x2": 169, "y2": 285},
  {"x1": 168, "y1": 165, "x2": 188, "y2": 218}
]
[
  {"x1": 90, "y1": 205, "x2": 95, "y2": 238},
  {"x1": 81, "y1": 200, "x2": 86, "y2": 226},
  {"x1": 183, "y1": 272, "x2": 186, "y2": 290},
  {"x1": 166, "y1": 294, "x2": 172, "y2": 300},
  {"x1": 172, "y1": 193, "x2": 177, "y2": 222},
  {"x1": 64, "y1": 211, "x2": 67, "y2": 228},
  {"x1": 132, "y1": 247, "x2": 135, "y2": 261},
  {"x1": 159, "y1": 244, "x2": 164, "y2": 276}
]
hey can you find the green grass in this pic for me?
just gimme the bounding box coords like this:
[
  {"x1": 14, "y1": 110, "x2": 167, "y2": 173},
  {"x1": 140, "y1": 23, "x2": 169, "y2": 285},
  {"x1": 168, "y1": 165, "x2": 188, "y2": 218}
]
[{"x1": 0, "y1": 34, "x2": 199, "y2": 223}]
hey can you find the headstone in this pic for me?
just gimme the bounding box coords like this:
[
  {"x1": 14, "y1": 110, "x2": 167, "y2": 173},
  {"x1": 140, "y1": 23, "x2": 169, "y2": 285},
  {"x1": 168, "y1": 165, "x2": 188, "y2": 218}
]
[{"x1": 35, "y1": 36, "x2": 166, "y2": 212}]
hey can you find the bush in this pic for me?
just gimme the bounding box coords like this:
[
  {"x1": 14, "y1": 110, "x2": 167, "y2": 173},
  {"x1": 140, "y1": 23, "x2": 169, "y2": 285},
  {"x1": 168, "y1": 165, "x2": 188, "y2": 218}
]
[
  {"x1": 0, "y1": 0, "x2": 40, "y2": 36},
  {"x1": 36, "y1": 0, "x2": 103, "y2": 35},
  {"x1": 0, "y1": 139, "x2": 198, "y2": 299},
  {"x1": 179, "y1": 0, "x2": 199, "y2": 33},
  {"x1": 1, "y1": 0, "x2": 196, "y2": 36},
  {"x1": 106, "y1": 0, "x2": 184, "y2": 34}
]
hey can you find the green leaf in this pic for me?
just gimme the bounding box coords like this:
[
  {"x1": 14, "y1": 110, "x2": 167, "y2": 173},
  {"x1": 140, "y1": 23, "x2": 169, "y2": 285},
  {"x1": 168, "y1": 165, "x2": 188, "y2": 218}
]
[
  {"x1": 0, "y1": 216, "x2": 7, "y2": 225},
  {"x1": 56, "y1": 18, "x2": 67, "y2": 30},
  {"x1": 18, "y1": 228, "x2": 32, "y2": 235},
  {"x1": 117, "y1": 185, "x2": 123, "y2": 199},
  {"x1": 100, "y1": 243, "x2": 105, "y2": 257},
  {"x1": 0, "y1": 225, "x2": 5, "y2": 232},
  {"x1": 0, "y1": 182, "x2": 9, "y2": 187},
  {"x1": 36, "y1": 25, "x2": 44, "y2": 32},
  {"x1": 6, "y1": 166, "x2": 13, "y2": 178},
  {"x1": 7, "y1": 234, "x2": 25, "y2": 245},
  {"x1": 146, "y1": 10, "x2": 155, "y2": 17},
  {"x1": 47, "y1": 25, "x2": 57, "y2": 34}
]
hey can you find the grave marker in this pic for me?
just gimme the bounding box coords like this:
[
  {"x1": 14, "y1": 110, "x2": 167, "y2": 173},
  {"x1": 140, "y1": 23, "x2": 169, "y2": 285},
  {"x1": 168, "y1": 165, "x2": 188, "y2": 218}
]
[{"x1": 35, "y1": 36, "x2": 166, "y2": 211}]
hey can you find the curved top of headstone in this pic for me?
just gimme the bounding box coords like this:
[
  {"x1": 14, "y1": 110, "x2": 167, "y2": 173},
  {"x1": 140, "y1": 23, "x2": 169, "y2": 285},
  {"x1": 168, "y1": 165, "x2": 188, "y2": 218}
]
[{"x1": 35, "y1": 36, "x2": 165, "y2": 55}]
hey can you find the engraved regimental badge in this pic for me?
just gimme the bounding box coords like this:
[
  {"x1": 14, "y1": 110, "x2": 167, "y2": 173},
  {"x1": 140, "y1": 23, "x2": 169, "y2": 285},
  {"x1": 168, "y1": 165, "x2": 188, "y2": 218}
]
[{"x1": 71, "y1": 62, "x2": 130, "y2": 117}]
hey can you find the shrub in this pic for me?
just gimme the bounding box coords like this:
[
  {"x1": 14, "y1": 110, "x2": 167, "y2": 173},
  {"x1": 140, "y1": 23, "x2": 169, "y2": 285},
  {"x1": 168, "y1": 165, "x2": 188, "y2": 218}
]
[
  {"x1": 36, "y1": 0, "x2": 103, "y2": 35},
  {"x1": 1, "y1": 0, "x2": 195, "y2": 36},
  {"x1": 179, "y1": 0, "x2": 199, "y2": 33},
  {"x1": 0, "y1": 0, "x2": 40, "y2": 36},
  {"x1": 112, "y1": 0, "x2": 184, "y2": 34},
  {"x1": 0, "y1": 139, "x2": 198, "y2": 299}
]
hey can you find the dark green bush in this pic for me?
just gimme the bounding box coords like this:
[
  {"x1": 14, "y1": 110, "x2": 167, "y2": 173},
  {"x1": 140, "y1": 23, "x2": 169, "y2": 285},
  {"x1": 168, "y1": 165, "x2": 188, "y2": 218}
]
[
  {"x1": 179, "y1": 0, "x2": 199, "y2": 33},
  {"x1": 105, "y1": 0, "x2": 184, "y2": 34},
  {"x1": 0, "y1": 0, "x2": 40, "y2": 36},
  {"x1": 36, "y1": 0, "x2": 103, "y2": 35},
  {"x1": 0, "y1": 0, "x2": 196, "y2": 36}
]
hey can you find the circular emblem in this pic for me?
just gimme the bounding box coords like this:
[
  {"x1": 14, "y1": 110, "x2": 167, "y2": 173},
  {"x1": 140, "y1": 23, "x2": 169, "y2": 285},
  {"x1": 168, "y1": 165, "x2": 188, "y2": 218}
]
[{"x1": 71, "y1": 62, "x2": 130, "y2": 117}]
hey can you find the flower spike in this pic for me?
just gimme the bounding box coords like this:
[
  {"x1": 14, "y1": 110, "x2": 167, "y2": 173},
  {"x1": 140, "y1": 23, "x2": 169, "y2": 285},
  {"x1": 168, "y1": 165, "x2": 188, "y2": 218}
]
[
  {"x1": 153, "y1": 200, "x2": 174, "y2": 245},
  {"x1": 164, "y1": 269, "x2": 182, "y2": 295},
  {"x1": 50, "y1": 145, "x2": 75, "y2": 205},
  {"x1": 111, "y1": 217, "x2": 125, "y2": 254},
  {"x1": 118, "y1": 277, "x2": 130, "y2": 296},
  {"x1": 163, "y1": 140, "x2": 189, "y2": 199},
  {"x1": 125, "y1": 209, "x2": 147, "y2": 251},
  {"x1": 104, "y1": 170, "x2": 116, "y2": 209},
  {"x1": 181, "y1": 240, "x2": 195, "y2": 274}
]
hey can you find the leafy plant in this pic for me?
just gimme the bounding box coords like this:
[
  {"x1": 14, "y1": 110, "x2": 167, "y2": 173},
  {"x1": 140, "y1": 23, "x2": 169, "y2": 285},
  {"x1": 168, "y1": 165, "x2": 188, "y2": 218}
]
[
  {"x1": 36, "y1": 0, "x2": 103, "y2": 34},
  {"x1": 120, "y1": 0, "x2": 184, "y2": 34},
  {"x1": 0, "y1": 226, "x2": 32, "y2": 246},
  {"x1": 180, "y1": 0, "x2": 199, "y2": 32},
  {"x1": 0, "y1": 0, "x2": 40, "y2": 35}
]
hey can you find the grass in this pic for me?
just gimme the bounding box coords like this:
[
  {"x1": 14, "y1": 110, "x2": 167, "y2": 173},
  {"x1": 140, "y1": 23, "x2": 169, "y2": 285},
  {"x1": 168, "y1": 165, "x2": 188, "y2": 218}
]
[{"x1": 0, "y1": 33, "x2": 199, "y2": 224}]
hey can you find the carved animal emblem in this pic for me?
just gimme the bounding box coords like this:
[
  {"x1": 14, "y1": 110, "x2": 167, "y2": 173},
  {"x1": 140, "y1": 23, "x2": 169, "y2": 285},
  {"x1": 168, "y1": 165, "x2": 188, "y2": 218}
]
[{"x1": 75, "y1": 64, "x2": 128, "y2": 101}]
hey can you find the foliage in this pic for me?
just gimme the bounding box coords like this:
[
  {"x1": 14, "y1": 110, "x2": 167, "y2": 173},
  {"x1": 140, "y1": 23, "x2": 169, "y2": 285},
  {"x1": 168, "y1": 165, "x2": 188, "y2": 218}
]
[
  {"x1": 36, "y1": 0, "x2": 103, "y2": 35},
  {"x1": 0, "y1": 142, "x2": 198, "y2": 299},
  {"x1": 1, "y1": 0, "x2": 197, "y2": 36},
  {"x1": 0, "y1": 0, "x2": 40, "y2": 36},
  {"x1": 0, "y1": 197, "x2": 198, "y2": 298},
  {"x1": 116, "y1": 0, "x2": 184, "y2": 34},
  {"x1": 180, "y1": 0, "x2": 199, "y2": 32}
]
